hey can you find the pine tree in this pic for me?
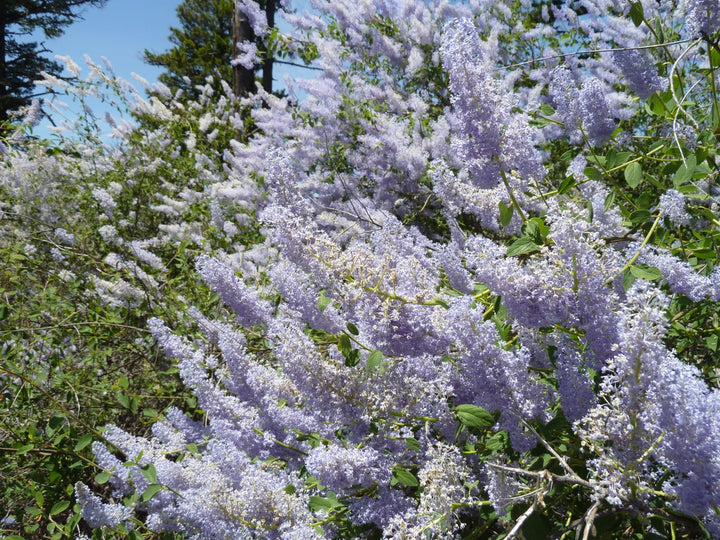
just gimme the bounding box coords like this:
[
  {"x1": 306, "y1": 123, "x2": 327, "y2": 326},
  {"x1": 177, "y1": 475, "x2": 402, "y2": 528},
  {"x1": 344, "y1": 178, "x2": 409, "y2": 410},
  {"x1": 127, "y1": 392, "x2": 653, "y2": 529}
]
[
  {"x1": 0, "y1": 0, "x2": 107, "y2": 123},
  {"x1": 144, "y1": 0, "x2": 277, "y2": 100}
]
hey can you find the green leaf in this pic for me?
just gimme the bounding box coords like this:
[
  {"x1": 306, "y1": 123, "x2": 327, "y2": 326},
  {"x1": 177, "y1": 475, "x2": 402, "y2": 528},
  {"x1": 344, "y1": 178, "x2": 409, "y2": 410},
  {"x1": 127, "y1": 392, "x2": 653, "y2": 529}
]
[
  {"x1": 141, "y1": 463, "x2": 158, "y2": 484},
  {"x1": 338, "y1": 334, "x2": 351, "y2": 353},
  {"x1": 629, "y1": 1, "x2": 645, "y2": 26},
  {"x1": 12, "y1": 441, "x2": 32, "y2": 455},
  {"x1": 455, "y1": 404, "x2": 496, "y2": 429},
  {"x1": 344, "y1": 349, "x2": 361, "y2": 367},
  {"x1": 0, "y1": 304, "x2": 8, "y2": 321},
  {"x1": 624, "y1": 161, "x2": 643, "y2": 188},
  {"x1": 48, "y1": 413, "x2": 66, "y2": 431},
  {"x1": 309, "y1": 492, "x2": 341, "y2": 512},
  {"x1": 629, "y1": 265, "x2": 662, "y2": 281},
  {"x1": 584, "y1": 166, "x2": 602, "y2": 181},
  {"x1": 392, "y1": 467, "x2": 419, "y2": 487},
  {"x1": 49, "y1": 500, "x2": 70, "y2": 516},
  {"x1": 622, "y1": 268, "x2": 636, "y2": 291},
  {"x1": 557, "y1": 175, "x2": 576, "y2": 195},
  {"x1": 498, "y1": 201, "x2": 513, "y2": 227},
  {"x1": 538, "y1": 103, "x2": 555, "y2": 116},
  {"x1": 606, "y1": 150, "x2": 631, "y2": 169},
  {"x1": 405, "y1": 437, "x2": 421, "y2": 451},
  {"x1": 366, "y1": 350, "x2": 383, "y2": 371},
  {"x1": 506, "y1": 237, "x2": 540, "y2": 257},
  {"x1": 115, "y1": 390, "x2": 130, "y2": 409},
  {"x1": 95, "y1": 471, "x2": 112, "y2": 484},
  {"x1": 673, "y1": 155, "x2": 697, "y2": 187},
  {"x1": 346, "y1": 322, "x2": 359, "y2": 336},
  {"x1": 604, "y1": 191, "x2": 616, "y2": 212},
  {"x1": 627, "y1": 209, "x2": 652, "y2": 224},
  {"x1": 317, "y1": 290, "x2": 331, "y2": 312},
  {"x1": 25, "y1": 506, "x2": 43, "y2": 518},
  {"x1": 140, "y1": 484, "x2": 164, "y2": 502},
  {"x1": 706, "y1": 334, "x2": 719, "y2": 352},
  {"x1": 74, "y1": 433, "x2": 93, "y2": 452},
  {"x1": 485, "y1": 431, "x2": 509, "y2": 453}
]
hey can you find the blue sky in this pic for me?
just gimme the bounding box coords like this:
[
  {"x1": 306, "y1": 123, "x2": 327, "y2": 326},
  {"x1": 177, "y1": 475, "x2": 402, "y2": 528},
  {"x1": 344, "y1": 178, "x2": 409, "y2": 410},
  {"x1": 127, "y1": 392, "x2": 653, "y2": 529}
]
[
  {"x1": 47, "y1": 0, "x2": 182, "y2": 83},
  {"x1": 33, "y1": 0, "x2": 182, "y2": 138}
]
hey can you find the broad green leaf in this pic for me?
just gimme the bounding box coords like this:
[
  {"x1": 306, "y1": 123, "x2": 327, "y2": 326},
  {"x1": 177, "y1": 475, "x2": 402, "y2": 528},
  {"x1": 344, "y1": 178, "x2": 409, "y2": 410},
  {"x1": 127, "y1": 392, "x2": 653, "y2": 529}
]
[
  {"x1": 624, "y1": 161, "x2": 642, "y2": 188},
  {"x1": 337, "y1": 334, "x2": 352, "y2": 353},
  {"x1": 538, "y1": 103, "x2": 555, "y2": 116},
  {"x1": 366, "y1": 350, "x2": 383, "y2": 371},
  {"x1": 485, "y1": 431, "x2": 509, "y2": 453},
  {"x1": 405, "y1": 437, "x2": 421, "y2": 451},
  {"x1": 15, "y1": 444, "x2": 34, "y2": 455},
  {"x1": 629, "y1": 265, "x2": 662, "y2": 281},
  {"x1": 673, "y1": 155, "x2": 696, "y2": 187},
  {"x1": 309, "y1": 492, "x2": 341, "y2": 512},
  {"x1": 346, "y1": 322, "x2": 359, "y2": 336},
  {"x1": 506, "y1": 237, "x2": 539, "y2": 257},
  {"x1": 317, "y1": 291, "x2": 331, "y2": 312},
  {"x1": 74, "y1": 433, "x2": 93, "y2": 452},
  {"x1": 115, "y1": 390, "x2": 130, "y2": 409},
  {"x1": 141, "y1": 463, "x2": 157, "y2": 484},
  {"x1": 627, "y1": 209, "x2": 652, "y2": 224},
  {"x1": 606, "y1": 150, "x2": 631, "y2": 169},
  {"x1": 557, "y1": 175, "x2": 576, "y2": 195},
  {"x1": 140, "y1": 484, "x2": 164, "y2": 502},
  {"x1": 498, "y1": 201, "x2": 513, "y2": 227},
  {"x1": 49, "y1": 500, "x2": 70, "y2": 516},
  {"x1": 48, "y1": 413, "x2": 66, "y2": 431},
  {"x1": 604, "y1": 191, "x2": 616, "y2": 212},
  {"x1": 392, "y1": 467, "x2": 419, "y2": 487},
  {"x1": 95, "y1": 471, "x2": 112, "y2": 484},
  {"x1": 583, "y1": 166, "x2": 602, "y2": 181},
  {"x1": 455, "y1": 404, "x2": 496, "y2": 429},
  {"x1": 629, "y1": 1, "x2": 644, "y2": 26},
  {"x1": 622, "y1": 269, "x2": 636, "y2": 291}
]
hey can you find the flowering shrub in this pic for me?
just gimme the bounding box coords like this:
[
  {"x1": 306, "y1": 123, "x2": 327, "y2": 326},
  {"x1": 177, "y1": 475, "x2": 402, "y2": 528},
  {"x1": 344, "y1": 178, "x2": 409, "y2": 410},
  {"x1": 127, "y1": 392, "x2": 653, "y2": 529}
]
[{"x1": 3, "y1": 0, "x2": 720, "y2": 538}]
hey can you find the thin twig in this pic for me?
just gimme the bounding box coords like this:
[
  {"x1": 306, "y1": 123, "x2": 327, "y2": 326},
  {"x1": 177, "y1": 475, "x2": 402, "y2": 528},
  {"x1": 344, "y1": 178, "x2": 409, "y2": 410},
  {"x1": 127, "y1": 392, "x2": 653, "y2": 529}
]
[{"x1": 503, "y1": 39, "x2": 693, "y2": 69}]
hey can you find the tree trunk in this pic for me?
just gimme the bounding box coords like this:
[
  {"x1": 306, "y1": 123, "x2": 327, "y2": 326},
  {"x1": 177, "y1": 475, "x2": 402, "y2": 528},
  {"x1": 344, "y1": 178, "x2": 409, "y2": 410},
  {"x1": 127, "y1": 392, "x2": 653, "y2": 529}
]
[
  {"x1": 261, "y1": 0, "x2": 275, "y2": 94},
  {"x1": 232, "y1": 3, "x2": 255, "y2": 98}
]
